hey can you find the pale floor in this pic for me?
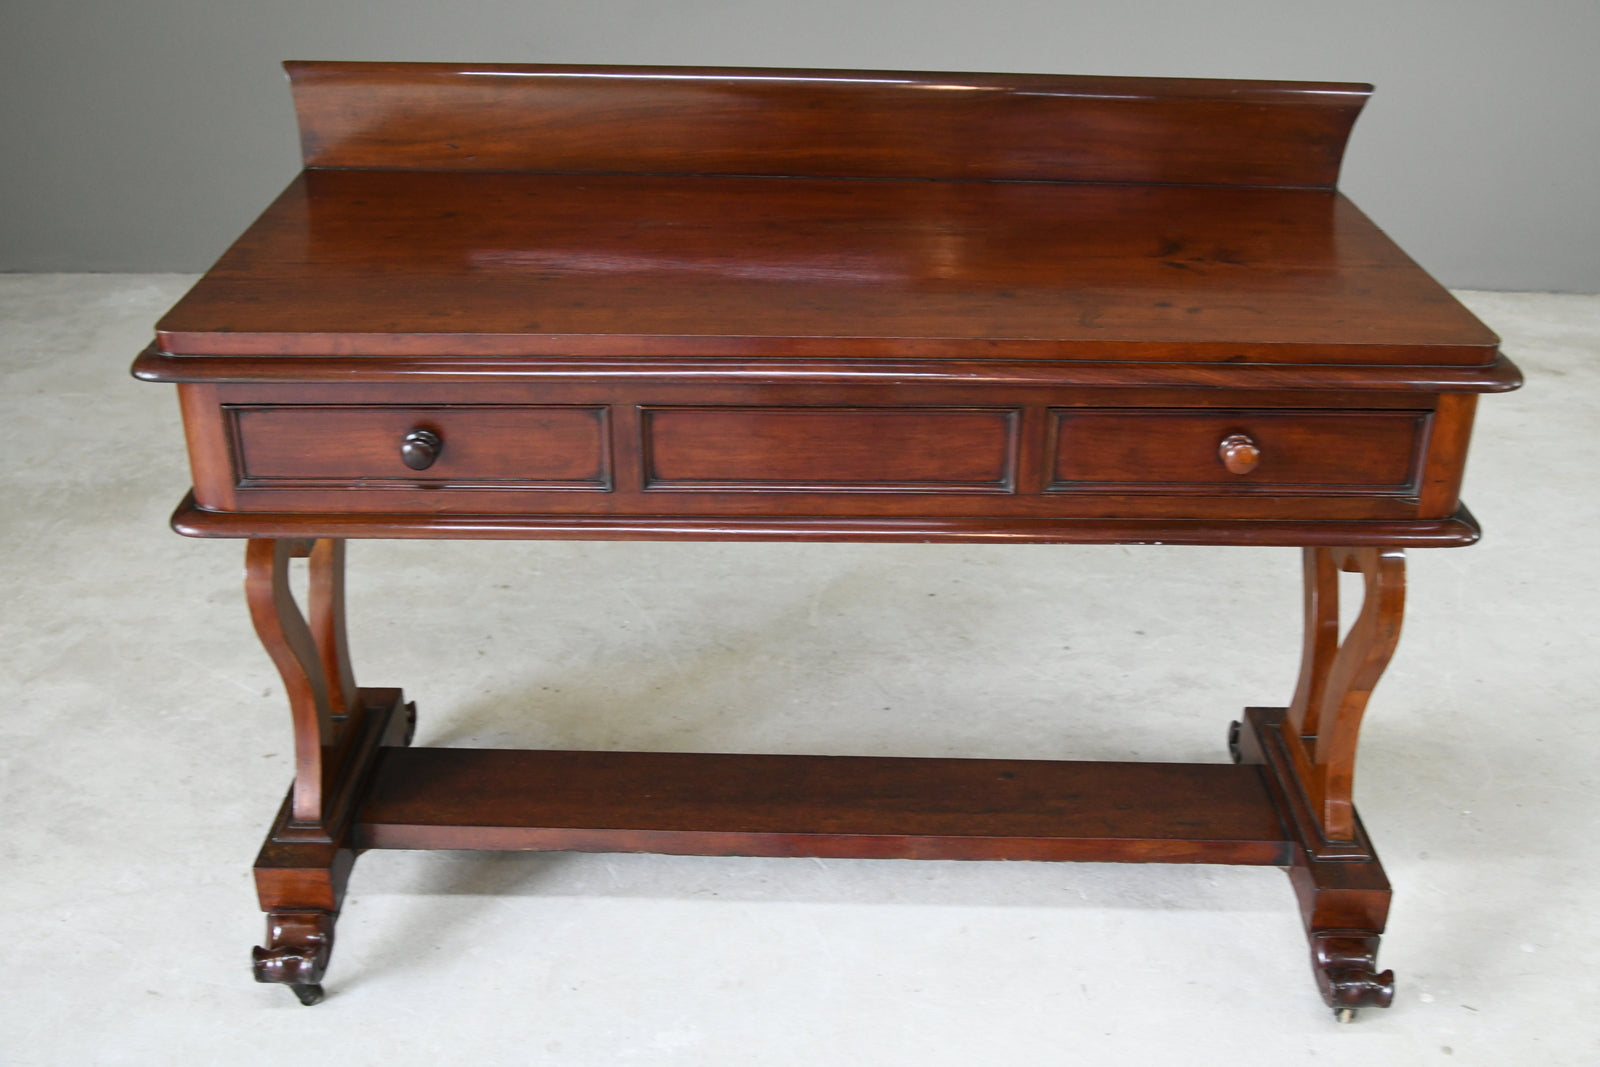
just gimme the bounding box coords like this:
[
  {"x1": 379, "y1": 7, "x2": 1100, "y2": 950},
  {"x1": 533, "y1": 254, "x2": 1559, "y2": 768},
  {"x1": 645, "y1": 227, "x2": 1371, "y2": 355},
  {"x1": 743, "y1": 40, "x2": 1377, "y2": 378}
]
[{"x1": 1, "y1": 276, "x2": 1596, "y2": 1065}]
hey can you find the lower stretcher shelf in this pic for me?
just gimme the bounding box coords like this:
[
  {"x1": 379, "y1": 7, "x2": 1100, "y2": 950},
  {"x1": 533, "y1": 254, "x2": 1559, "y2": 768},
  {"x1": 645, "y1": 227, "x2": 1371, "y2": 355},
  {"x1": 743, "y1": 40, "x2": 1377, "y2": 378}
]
[{"x1": 353, "y1": 746, "x2": 1294, "y2": 865}]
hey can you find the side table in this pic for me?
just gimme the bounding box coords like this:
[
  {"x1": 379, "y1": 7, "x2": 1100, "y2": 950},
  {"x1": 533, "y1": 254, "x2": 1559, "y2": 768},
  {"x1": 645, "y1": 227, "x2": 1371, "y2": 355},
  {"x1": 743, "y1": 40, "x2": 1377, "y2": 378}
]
[{"x1": 134, "y1": 62, "x2": 1520, "y2": 1015}]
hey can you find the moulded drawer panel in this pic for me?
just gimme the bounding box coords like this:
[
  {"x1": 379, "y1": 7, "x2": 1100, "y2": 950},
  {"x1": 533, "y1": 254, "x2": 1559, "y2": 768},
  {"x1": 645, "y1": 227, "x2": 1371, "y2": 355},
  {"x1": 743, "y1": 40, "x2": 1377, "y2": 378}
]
[
  {"x1": 1049, "y1": 409, "x2": 1426, "y2": 492},
  {"x1": 230, "y1": 405, "x2": 609, "y2": 487},
  {"x1": 642, "y1": 406, "x2": 1018, "y2": 491}
]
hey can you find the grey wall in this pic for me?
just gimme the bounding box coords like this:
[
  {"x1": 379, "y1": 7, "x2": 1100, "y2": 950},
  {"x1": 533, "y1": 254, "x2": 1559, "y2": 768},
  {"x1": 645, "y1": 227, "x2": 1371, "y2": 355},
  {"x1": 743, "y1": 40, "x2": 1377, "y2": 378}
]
[{"x1": 3, "y1": 1, "x2": 1596, "y2": 291}]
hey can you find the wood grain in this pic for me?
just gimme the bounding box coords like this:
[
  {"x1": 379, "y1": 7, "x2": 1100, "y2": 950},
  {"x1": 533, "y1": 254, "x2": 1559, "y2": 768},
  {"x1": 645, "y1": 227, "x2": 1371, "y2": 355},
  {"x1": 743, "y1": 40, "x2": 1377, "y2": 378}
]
[
  {"x1": 355, "y1": 747, "x2": 1292, "y2": 864},
  {"x1": 135, "y1": 347, "x2": 1524, "y2": 392},
  {"x1": 1049, "y1": 409, "x2": 1425, "y2": 492},
  {"x1": 170, "y1": 491, "x2": 1487, "y2": 547},
  {"x1": 231, "y1": 404, "x2": 610, "y2": 487},
  {"x1": 641, "y1": 406, "x2": 1016, "y2": 491},
  {"x1": 286, "y1": 62, "x2": 1369, "y2": 188},
  {"x1": 134, "y1": 65, "x2": 1523, "y2": 1011},
  {"x1": 153, "y1": 171, "x2": 1499, "y2": 364},
  {"x1": 177, "y1": 379, "x2": 1453, "y2": 524}
]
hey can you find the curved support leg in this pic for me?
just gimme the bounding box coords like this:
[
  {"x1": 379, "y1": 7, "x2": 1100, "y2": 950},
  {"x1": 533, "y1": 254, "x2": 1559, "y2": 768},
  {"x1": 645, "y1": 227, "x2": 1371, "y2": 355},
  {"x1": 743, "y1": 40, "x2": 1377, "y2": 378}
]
[
  {"x1": 244, "y1": 538, "x2": 416, "y2": 1003},
  {"x1": 246, "y1": 538, "x2": 337, "y2": 827},
  {"x1": 308, "y1": 539, "x2": 358, "y2": 722},
  {"x1": 1284, "y1": 546, "x2": 1406, "y2": 843},
  {"x1": 1239, "y1": 545, "x2": 1406, "y2": 1018},
  {"x1": 253, "y1": 910, "x2": 336, "y2": 1006}
]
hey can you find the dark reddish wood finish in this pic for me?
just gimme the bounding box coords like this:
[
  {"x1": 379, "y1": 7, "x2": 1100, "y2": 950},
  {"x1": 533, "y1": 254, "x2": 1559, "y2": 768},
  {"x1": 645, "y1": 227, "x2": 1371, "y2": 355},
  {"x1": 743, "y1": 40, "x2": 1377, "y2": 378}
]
[
  {"x1": 306, "y1": 540, "x2": 357, "y2": 720},
  {"x1": 172, "y1": 493, "x2": 1486, "y2": 547},
  {"x1": 252, "y1": 910, "x2": 336, "y2": 1006},
  {"x1": 245, "y1": 538, "x2": 336, "y2": 824},
  {"x1": 135, "y1": 65, "x2": 1520, "y2": 1015},
  {"x1": 1048, "y1": 409, "x2": 1425, "y2": 492},
  {"x1": 1283, "y1": 546, "x2": 1407, "y2": 842},
  {"x1": 152, "y1": 171, "x2": 1499, "y2": 365},
  {"x1": 1232, "y1": 707, "x2": 1395, "y2": 1014},
  {"x1": 641, "y1": 406, "x2": 1017, "y2": 491},
  {"x1": 133, "y1": 345, "x2": 1521, "y2": 391},
  {"x1": 285, "y1": 62, "x2": 1370, "y2": 188},
  {"x1": 233, "y1": 404, "x2": 611, "y2": 488},
  {"x1": 160, "y1": 376, "x2": 1488, "y2": 531},
  {"x1": 243, "y1": 534, "x2": 418, "y2": 1004},
  {"x1": 355, "y1": 748, "x2": 1290, "y2": 864},
  {"x1": 1218, "y1": 433, "x2": 1262, "y2": 475}
]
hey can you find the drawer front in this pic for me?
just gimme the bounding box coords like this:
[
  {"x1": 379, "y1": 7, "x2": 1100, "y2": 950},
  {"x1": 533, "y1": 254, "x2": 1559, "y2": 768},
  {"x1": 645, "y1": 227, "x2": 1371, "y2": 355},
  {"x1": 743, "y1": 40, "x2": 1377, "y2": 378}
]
[
  {"x1": 230, "y1": 405, "x2": 609, "y2": 488},
  {"x1": 191, "y1": 382, "x2": 1446, "y2": 523},
  {"x1": 642, "y1": 406, "x2": 1016, "y2": 492},
  {"x1": 1049, "y1": 409, "x2": 1426, "y2": 493}
]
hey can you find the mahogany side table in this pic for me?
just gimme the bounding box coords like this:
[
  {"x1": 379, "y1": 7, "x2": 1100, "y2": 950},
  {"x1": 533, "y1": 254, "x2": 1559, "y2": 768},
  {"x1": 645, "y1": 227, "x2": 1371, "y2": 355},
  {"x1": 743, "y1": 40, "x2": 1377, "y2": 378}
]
[{"x1": 134, "y1": 62, "x2": 1521, "y2": 1016}]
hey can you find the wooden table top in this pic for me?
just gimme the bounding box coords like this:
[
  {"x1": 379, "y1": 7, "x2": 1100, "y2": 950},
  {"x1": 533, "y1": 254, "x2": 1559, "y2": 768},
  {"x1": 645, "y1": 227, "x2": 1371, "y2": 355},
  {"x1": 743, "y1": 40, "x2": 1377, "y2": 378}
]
[{"x1": 155, "y1": 168, "x2": 1497, "y2": 366}]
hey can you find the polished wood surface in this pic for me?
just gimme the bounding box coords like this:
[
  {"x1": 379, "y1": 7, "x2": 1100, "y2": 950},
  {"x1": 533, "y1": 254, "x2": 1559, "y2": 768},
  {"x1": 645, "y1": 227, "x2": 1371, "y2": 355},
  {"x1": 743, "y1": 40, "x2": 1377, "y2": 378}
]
[
  {"x1": 1232, "y1": 707, "x2": 1395, "y2": 1014},
  {"x1": 244, "y1": 538, "x2": 336, "y2": 824},
  {"x1": 286, "y1": 62, "x2": 1369, "y2": 187},
  {"x1": 233, "y1": 403, "x2": 611, "y2": 487},
  {"x1": 134, "y1": 344, "x2": 1520, "y2": 390},
  {"x1": 163, "y1": 376, "x2": 1485, "y2": 535},
  {"x1": 357, "y1": 748, "x2": 1291, "y2": 864},
  {"x1": 251, "y1": 685, "x2": 414, "y2": 1007},
  {"x1": 171, "y1": 492, "x2": 1487, "y2": 547},
  {"x1": 1218, "y1": 432, "x2": 1263, "y2": 475},
  {"x1": 1284, "y1": 546, "x2": 1407, "y2": 841},
  {"x1": 154, "y1": 171, "x2": 1498, "y2": 364},
  {"x1": 1048, "y1": 409, "x2": 1424, "y2": 491},
  {"x1": 134, "y1": 64, "x2": 1520, "y2": 1015}
]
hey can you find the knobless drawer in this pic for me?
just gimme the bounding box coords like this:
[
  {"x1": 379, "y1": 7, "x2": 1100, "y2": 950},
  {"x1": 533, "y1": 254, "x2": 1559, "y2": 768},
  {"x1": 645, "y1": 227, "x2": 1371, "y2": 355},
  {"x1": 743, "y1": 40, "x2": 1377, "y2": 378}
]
[{"x1": 640, "y1": 406, "x2": 1018, "y2": 492}]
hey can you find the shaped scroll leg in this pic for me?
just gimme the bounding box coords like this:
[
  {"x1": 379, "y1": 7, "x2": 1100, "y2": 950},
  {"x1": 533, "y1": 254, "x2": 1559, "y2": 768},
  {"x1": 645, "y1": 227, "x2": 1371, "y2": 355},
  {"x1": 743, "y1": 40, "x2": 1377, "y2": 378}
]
[
  {"x1": 244, "y1": 538, "x2": 413, "y2": 1003},
  {"x1": 1235, "y1": 546, "x2": 1405, "y2": 1018},
  {"x1": 1284, "y1": 546, "x2": 1405, "y2": 845},
  {"x1": 246, "y1": 538, "x2": 339, "y2": 828},
  {"x1": 1291, "y1": 545, "x2": 1402, "y2": 1018}
]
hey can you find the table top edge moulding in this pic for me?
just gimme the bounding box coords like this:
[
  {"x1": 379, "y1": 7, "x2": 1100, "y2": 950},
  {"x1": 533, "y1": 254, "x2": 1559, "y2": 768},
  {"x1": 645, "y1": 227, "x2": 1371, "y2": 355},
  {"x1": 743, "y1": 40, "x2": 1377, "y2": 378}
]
[{"x1": 136, "y1": 62, "x2": 1519, "y2": 1016}]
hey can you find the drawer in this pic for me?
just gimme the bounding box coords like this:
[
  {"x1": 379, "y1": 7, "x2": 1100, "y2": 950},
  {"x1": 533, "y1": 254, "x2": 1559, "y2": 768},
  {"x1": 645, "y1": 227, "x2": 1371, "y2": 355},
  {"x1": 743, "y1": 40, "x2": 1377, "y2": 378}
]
[
  {"x1": 641, "y1": 406, "x2": 1017, "y2": 492},
  {"x1": 229, "y1": 405, "x2": 609, "y2": 488},
  {"x1": 1048, "y1": 409, "x2": 1427, "y2": 494},
  {"x1": 189, "y1": 384, "x2": 1445, "y2": 524}
]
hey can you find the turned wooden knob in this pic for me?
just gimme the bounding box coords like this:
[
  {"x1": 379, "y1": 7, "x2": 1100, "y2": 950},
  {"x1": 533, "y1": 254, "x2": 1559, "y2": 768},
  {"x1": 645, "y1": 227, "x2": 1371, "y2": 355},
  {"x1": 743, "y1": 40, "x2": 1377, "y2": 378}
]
[
  {"x1": 400, "y1": 429, "x2": 442, "y2": 470},
  {"x1": 1218, "y1": 432, "x2": 1260, "y2": 475}
]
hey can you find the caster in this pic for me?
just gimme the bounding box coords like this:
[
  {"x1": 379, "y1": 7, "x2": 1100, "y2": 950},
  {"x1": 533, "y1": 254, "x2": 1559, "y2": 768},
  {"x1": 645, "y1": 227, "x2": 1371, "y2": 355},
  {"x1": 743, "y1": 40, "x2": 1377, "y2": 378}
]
[
  {"x1": 1311, "y1": 933, "x2": 1394, "y2": 1016},
  {"x1": 290, "y1": 983, "x2": 325, "y2": 1006},
  {"x1": 253, "y1": 910, "x2": 336, "y2": 1005}
]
